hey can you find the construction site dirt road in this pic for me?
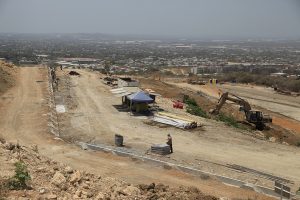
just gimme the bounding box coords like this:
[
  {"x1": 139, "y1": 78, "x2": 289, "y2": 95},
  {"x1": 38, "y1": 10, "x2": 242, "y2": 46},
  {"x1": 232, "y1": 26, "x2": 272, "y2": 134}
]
[
  {"x1": 50, "y1": 68, "x2": 300, "y2": 190},
  {"x1": 0, "y1": 66, "x2": 277, "y2": 199}
]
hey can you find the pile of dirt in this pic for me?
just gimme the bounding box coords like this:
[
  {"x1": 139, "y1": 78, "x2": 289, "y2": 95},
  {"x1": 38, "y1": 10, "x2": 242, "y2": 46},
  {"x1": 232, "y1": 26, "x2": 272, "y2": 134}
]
[
  {"x1": 0, "y1": 61, "x2": 17, "y2": 94},
  {"x1": 139, "y1": 77, "x2": 181, "y2": 99},
  {"x1": 0, "y1": 139, "x2": 218, "y2": 200}
]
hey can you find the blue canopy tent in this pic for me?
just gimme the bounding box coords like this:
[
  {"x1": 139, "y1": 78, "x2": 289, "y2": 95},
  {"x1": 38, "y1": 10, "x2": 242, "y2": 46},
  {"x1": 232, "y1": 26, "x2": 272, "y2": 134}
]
[
  {"x1": 127, "y1": 91, "x2": 154, "y2": 103},
  {"x1": 127, "y1": 91, "x2": 154, "y2": 113}
]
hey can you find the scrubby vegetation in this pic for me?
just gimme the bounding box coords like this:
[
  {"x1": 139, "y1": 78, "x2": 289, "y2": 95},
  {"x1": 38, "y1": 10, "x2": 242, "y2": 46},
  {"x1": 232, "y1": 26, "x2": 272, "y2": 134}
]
[
  {"x1": 216, "y1": 72, "x2": 300, "y2": 93},
  {"x1": 183, "y1": 95, "x2": 248, "y2": 129},
  {"x1": 217, "y1": 113, "x2": 241, "y2": 129},
  {"x1": 8, "y1": 161, "x2": 31, "y2": 190},
  {"x1": 183, "y1": 95, "x2": 208, "y2": 118}
]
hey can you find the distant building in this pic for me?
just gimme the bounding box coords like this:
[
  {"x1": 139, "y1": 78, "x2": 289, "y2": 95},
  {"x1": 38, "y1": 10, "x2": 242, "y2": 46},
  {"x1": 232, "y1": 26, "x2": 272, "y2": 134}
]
[
  {"x1": 19, "y1": 60, "x2": 37, "y2": 65},
  {"x1": 59, "y1": 58, "x2": 99, "y2": 65},
  {"x1": 191, "y1": 67, "x2": 200, "y2": 74},
  {"x1": 36, "y1": 54, "x2": 49, "y2": 58},
  {"x1": 270, "y1": 72, "x2": 287, "y2": 77},
  {"x1": 191, "y1": 66, "x2": 221, "y2": 74}
]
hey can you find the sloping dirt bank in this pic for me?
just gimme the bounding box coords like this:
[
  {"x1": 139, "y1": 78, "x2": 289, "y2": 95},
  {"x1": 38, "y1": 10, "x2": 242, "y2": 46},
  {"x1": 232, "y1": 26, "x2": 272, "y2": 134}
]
[
  {"x1": 0, "y1": 139, "x2": 220, "y2": 200},
  {"x1": 0, "y1": 61, "x2": 18, "y2": 95}
]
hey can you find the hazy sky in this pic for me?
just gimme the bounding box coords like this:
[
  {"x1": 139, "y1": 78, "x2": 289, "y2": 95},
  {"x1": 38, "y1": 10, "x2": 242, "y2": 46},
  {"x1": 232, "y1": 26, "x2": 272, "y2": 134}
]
[{"x1": 0, "y1": 0, "x2": 299, "y2": 39}]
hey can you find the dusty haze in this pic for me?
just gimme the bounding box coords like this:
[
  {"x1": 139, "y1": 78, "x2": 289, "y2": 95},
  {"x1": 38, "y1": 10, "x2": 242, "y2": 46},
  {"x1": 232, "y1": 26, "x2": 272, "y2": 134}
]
[{"x1": 0, "y1": 0, "x2": 300, "y2": 39}]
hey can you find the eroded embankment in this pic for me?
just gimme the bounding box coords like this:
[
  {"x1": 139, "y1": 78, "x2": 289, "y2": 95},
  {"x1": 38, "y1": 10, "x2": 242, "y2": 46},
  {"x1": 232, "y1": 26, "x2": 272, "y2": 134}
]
[
  {"x1": 0, "y1": 139, "x2": 219, "y2": 200},
  {"x1": 0, "y1": 61, "x2": 17, "y2": 95}
]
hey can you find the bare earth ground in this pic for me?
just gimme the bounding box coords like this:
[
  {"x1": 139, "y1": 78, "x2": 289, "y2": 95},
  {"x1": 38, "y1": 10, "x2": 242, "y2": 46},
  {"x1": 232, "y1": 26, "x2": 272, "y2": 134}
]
[
  {"x1": 0, "y1": 140, "x2": 220, "y2": 200},
  {"x1": 55, "y1": 69, "x2": 300, "y2": 192},
  {"x1": 0, "y1": 66, "x2": 276, "y2": 199},
  {"x1": 168, "y1": 82, "x2": 300, "y2": 135}
]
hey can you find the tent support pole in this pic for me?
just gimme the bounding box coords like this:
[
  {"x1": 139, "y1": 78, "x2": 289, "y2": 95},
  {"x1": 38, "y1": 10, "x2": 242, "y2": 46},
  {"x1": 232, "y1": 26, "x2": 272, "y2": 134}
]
[{"x1": 130, "y1": 100, "x2": 132, "y2": 115}]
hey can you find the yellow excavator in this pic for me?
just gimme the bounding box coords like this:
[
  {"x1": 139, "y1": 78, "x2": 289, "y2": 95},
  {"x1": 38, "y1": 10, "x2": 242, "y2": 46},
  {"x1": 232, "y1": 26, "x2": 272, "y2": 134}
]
[{"x1": 210, "y1": 92, "x2": 272, "y2": 130}]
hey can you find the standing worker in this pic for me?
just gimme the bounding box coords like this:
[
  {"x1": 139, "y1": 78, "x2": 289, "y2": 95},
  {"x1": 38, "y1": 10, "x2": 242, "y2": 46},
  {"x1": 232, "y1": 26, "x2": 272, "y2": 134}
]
[{"x1": 166, "y1": 134, "x2": 173, "y2": 153}]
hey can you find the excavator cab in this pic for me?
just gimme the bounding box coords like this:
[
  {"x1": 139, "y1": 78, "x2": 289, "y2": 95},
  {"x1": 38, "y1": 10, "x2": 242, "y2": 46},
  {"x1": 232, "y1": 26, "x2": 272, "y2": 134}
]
[
  {"x1": 246, "y1": 110, "x2": 263, "y2": 123},
  {"x1": 245, "y1": 110, "x2": 266, "y2": 130}
]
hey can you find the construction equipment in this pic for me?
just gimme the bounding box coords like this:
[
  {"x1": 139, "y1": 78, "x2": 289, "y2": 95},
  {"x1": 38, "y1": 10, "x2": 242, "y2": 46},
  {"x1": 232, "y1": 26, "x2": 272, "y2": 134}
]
[
  {"x1": 172, "y1": 100, "x2": 184, "y2": 109},
  {"x1": 210, "y1": 92, "x2": 272, "y2": 130},
  {"x1": 187, "y1": 79, "x2": 206, "y2": 85},
  {"x1": 273, "y1": 86, "x2": 300, "y2": 97}
]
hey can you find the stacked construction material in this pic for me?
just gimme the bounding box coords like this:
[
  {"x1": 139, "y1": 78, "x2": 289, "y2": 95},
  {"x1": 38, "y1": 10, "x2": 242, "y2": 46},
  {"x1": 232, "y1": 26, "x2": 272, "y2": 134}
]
[
  {"x1": 152, "y1": 112, "x2": 197, "y2": 129},
  {"x1": 151, "y1": 144, "x2": 171, "y2": 155}
]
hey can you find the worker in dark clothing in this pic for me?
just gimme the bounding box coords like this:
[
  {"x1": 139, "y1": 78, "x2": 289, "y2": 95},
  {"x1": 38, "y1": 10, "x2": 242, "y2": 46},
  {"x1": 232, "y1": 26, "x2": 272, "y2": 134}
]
[{"x1": 166, "y1": 134, "x2": 173, "y2": 153}]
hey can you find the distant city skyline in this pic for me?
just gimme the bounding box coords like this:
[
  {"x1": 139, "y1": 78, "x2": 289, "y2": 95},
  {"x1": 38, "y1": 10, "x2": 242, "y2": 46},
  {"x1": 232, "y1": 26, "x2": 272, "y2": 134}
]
[{"x1": 0, "y1": 0, "x2": 300, "y2": 39}]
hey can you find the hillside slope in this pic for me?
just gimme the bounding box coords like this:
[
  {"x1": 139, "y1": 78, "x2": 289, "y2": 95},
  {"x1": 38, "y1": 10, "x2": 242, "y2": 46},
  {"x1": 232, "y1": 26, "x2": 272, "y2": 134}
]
[
  {"x1": 0, "y1": 61, "x2": 17, "y2": 94},
  {"x1": 0, "y1": 139, "x2": 217, "y2": 200}
]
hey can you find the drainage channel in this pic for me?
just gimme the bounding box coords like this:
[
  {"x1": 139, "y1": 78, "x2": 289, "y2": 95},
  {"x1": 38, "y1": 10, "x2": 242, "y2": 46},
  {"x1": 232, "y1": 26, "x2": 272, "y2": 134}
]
[{"x1": 79, "y1": 142, "x2": 289, "y2": 199}]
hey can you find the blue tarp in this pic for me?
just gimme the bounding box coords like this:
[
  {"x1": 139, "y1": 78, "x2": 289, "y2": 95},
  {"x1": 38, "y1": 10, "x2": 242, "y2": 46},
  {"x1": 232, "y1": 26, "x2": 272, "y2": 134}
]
[{"x1": 127, "y1": 91, "x2": 154, "y2": 103}]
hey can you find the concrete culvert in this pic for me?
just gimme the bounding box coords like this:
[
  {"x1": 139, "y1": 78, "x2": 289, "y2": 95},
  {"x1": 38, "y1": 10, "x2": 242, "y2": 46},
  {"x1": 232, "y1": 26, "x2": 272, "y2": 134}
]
[{"x1": 151, "y1": 144, "x2": 171, "y2": 155}]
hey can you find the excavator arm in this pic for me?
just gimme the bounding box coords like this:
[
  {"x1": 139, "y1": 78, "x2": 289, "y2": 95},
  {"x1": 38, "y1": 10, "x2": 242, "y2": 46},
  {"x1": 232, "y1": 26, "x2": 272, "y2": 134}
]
[
  {"x1": 209, "y1": 92, "x2": 228, "y2": 115},
  {"x1": 209, "y1": 92, "x2": 251, "y2": 114}
]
